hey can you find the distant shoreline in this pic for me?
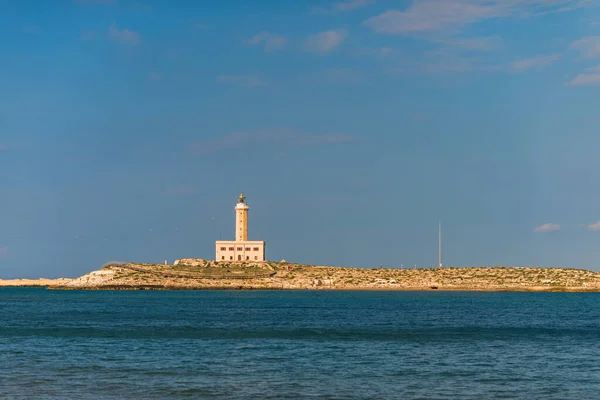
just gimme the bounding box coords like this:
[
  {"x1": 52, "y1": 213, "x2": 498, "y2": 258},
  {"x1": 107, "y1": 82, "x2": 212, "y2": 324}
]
[
  {"x1": 49, "y1": 287, "x2": 600, "y2": 292},
  {"x1": 3, "y1": 285, "x2": 599, "y2": 292},
  {"x1": 0, "y1": 278, "x2": 71, "y2": 288},
  {"x1": 2, "y1": 260, "x2": 600, "y2": 292}
]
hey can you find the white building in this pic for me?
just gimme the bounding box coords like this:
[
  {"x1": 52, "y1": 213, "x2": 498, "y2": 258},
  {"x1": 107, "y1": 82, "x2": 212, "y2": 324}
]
[{"x1": 215, "y1": 194, "x2": 266, "y2": 262}]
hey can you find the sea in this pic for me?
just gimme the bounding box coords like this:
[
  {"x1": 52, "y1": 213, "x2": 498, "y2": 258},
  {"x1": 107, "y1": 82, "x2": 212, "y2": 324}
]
[{"x1": 1, "y1": 289, "x2": 600, "y2": 399}]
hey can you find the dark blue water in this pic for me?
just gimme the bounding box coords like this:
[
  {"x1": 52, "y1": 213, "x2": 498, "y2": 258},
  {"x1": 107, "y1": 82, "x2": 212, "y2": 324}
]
[{"x1": 2, "y1": 289, "x2": 600, "y2": 399}]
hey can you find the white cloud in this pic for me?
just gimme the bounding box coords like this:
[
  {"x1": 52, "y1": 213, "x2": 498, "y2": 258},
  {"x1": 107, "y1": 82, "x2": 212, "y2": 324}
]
[
  {"x1": 440, "y1": 36, "x2": 503, "y2": 51},
  {"x1": 569, "y1": 65, "x2": 600, "y2": 86},
  {"x1": 356, "y1": 47, "x2": 393, "y2": 56},
  {"x1": 570, "y1": 73, "x2": 600, "y2": 86},
  {"x1": 304, "y1": 29, "x2": 348, "y2": 53},
  {"x1": 362, "y1": 2, "x2": 578, "y2": 76},
  {"x1": 245, "y1": 32, "x2": 288, "y2": 52},
  {"x1": 216, "y1": 75, "x2": 266, "y2": 87},
  {"x1": 570, "y1": 36, "x2": 600, "y2": 58},
  {"x1": 312, "y1": 0, "x2": 374, "y2": 13},
  {"x1": 80, "y1": 31, "x2": 97, "y2": 40},
  {"x1": 74, "y1": 0, "x2": 114, "y2": 3},
  {"x1": 364, "y1": 3, "x2": 495, "y2": 35},
  {"x1": 510, "y1": 54, "x2": 560, "y2": 72},
  {"x1": 534, "y1": 223, "x2": 560, "y2": 233},
  {"x1": 587, "y1": 221, "x2": 600, "y2": 231},
  {"x1": 390, "y1": 48, "x2": 502, "y2": 74},
  {"x1": 384, "y1": 36, "x2": 503, "y2": 74},
  {"x1": 148, "y1": 72, "x2": 161, "y2": 81},
  {"x1": 363, "y1": 0, "x2": 586, "y2": 36},
  {"x1": 334, "y1": 0, "x2": 374, "y2": 11},
  {"x1": 376, "y1": 47, "x2": 393, "y2": 55},
  {"x1": 108, "y1": 23, "x2": 141, "y2": 45}
]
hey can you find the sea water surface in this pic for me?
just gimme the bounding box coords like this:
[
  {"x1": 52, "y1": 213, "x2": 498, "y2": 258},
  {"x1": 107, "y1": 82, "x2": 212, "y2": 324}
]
[{"x1": 1, "y1": 289, "x2": 600, "y2": 399}]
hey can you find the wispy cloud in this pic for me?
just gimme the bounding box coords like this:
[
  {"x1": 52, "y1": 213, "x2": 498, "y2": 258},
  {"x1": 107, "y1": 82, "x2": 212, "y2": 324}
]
[
  {"x1": 364, "y1": 4, "x2": 492, "y2": 35},
  {"x1": 312, "y1": 0, "x2": 374, "y2": 13},
  {"x1": 148, "y1": 72, "x2": 161, "y2": 81},
  {"x1": 362, "y1": 2, "x2": 573, "y2": 76},
  {"x1": 245, "y1": 32, "x2": 288, "y2": 52},
  {"x1": 534, "y1": 223, "x2": 560, "y2": 233},
  {"x1": 324, "y1": 68, "x2": 363, "y2": 83},
  {"x1": 510, "y1": 54, "x2": 560, "y2": 72},
  {"x1": 356, "y1": 47, "x2": 393, "y2": 56},
  {"x1": 569, "y1": 65, "x2": 600, "y2": 86},
  {"x1": 390, "y1": 48, "x2": 502, "y2": 74},
  {"x1": 191, "y1": 129, "x2": 354, "y2": 154},
  {"x1": 23, "y1": 25, "x2": 41, "y2": 34},
  {"x1": 80, "y1": 31, "x2": 97, "y2": 40},
  {"x1": 384, "y1": 35, "x2": 505, "y2": 75},
  {"x1": 439, "y1": 36, "x2": 503, "y2": 52},
  {"x1": 334, "y1": 0, "x2": 375, "y2": 11},
  {"x1": 216, "y1": 75, "x2": 266, "y2": 87},
  {"x1": 187, "y1": 21, "x2": 212, "y2": 32},
  {"x1": 570, "y1": 36, "x2": 600, "y2": 58},
  {"x1": 74, "y1": 0, "x2": 114, "y2": 4},
  {"x1": 304, "y1": 29, "x2": 348, "y2": 53},
  {"x1": 533, "y1": 0, "x2": 593, "y2": 15},
  {"x1": 363, "y1": 1, "x2": 585, "y2": 36},
  {"x1": 108, "y1": 23, "x2": 141, "y2": 45},
  {"x1": 588, "y1": 221, "x2": 600, "y2": 231}
]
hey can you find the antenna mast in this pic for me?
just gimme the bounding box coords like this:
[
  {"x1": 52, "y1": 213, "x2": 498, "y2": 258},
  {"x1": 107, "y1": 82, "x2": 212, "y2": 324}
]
[{"x1": 438, "y1": 221, "x2": 442, "y2": 268}]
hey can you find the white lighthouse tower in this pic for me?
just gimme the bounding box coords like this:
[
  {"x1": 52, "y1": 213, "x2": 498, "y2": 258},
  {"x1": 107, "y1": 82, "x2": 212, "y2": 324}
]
[
  {"x1": 215, "y1": 194, "x2": 266, "y2": 262},
  {"x1": 235, "y1": 194, "x2": 249, "y2": 242}
]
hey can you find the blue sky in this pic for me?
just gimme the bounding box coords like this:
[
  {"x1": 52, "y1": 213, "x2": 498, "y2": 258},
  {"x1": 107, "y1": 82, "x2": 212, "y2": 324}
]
[{"x1": 2, "y1": 0, "x2": 600, "y2": 278}]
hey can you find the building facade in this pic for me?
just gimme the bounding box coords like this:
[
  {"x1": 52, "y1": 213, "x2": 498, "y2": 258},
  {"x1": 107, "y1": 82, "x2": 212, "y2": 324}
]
[{"x1": 215, "y1": 194, "x2": 266, "y2": 262}]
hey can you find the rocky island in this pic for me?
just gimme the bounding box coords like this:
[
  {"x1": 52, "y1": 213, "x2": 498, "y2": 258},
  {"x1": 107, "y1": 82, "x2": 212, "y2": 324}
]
[{"x1": 3, "y1": 259, "x2": 600, "y2": 291}]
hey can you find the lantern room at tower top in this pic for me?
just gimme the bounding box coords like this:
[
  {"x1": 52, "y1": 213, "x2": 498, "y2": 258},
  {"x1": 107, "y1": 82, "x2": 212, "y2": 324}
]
[{"x1": 215, "y1": 194, "x2": 266, "y2": 262}]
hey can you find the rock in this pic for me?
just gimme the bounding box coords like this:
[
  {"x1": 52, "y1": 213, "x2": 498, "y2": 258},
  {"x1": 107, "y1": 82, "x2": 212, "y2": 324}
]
[
  {"x1": 172, "y1": 258, "x2": 208, "y2": 267},
  {"x1": 13, "y1": 263, "x2": 600, "y2": 292}
]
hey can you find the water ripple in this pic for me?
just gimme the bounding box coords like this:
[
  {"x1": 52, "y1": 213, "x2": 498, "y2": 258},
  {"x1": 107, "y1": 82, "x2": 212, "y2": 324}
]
[{"x1": 2, "y1": 288, "x2": 600, "y2": 399}]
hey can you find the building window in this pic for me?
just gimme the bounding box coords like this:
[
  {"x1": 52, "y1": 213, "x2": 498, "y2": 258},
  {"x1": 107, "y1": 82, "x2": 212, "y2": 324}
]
[
  {"x1": 254, "y1": 256, "x2": 258, "y2": 260},
  {"x1": 237, "y1": 247, "x2": 242, "y2": 251},
  {"x1": 220, "y1": 247, "x2": 226, "y2": 251},
  {"x1": 230, "y1": 256, "x2": 233, "y2": 260},
  {"x1": 221, "y1": 256, "x2": 225, "y2": 260},
  {"x1": 238, "y1": 255, "x2": 241, "y2": 261},
  {"x1": 246, "y1": 256, "x2": 249, "y2": 260},
  {"x1": 245, "y1": 247, "x2": 250, "y2": 251},
  {"x1": 229, "y1": 247, "x2": 234, "y2": 251},
  {"x1": 253, "y1": 247, "x2": 259, "y2": 251}
]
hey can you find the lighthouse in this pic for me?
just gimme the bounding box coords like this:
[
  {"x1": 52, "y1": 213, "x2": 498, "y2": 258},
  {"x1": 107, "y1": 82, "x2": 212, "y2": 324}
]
[
  {"x1": 235, "y1": 193, "x2": 249, "y2": 241},
  {"x1": 215, "y1": 194, "x2": 266, "y2": 262}
]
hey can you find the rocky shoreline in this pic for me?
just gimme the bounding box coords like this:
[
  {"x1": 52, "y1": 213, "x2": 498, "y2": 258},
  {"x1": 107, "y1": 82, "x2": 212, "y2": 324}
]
[
  {"x1": 0, "y1": 278, "x2": 71, "y2": 287},
  {"x1": 2, "y1": 259, "x2": 600, "y2": 292}
]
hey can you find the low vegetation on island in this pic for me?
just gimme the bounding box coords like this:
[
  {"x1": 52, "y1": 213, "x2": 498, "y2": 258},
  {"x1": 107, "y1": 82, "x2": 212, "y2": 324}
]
[{"x1": 3, "y1": 259, "x2": 600, "y2": 292}]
